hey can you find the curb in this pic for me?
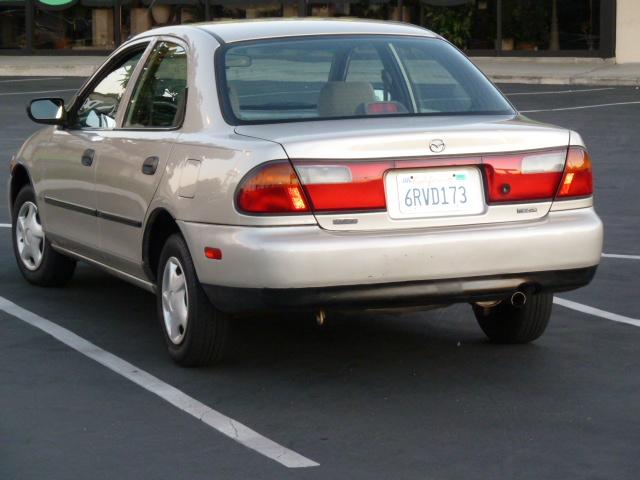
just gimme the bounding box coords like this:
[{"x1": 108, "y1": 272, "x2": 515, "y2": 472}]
[
  {"x1": 2, "y1": 62, "x2": 640, "y2": 87},
  {"x1": 0, "y1": 65, "x2": 100, "y2": 77},
  {"x1": 487, "y1": 75, "x2": 640, "y2": 86}
]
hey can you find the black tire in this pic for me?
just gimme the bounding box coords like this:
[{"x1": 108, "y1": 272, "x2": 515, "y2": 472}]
[
  {"x1": 473, "y1": 292, "x2": 553, "y2": 344},
  {"x1": 156, "y1": 233, "x2": 229, "y2": 367},
  {"x1": 12, "y1": 185, "x2": 76, "y2": 287}
]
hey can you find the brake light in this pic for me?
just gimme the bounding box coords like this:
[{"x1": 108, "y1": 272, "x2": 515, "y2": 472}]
[
  {"x1": 236, "y1": 161, "x2": 310, "y2": 214},
  {"x1": 365, "y1": 102, "x2": 400, "y2": 115},
  {"x1": 556, "y1": 147, "x2": 593, "y2": 198},
  {"x1": 295, "y1": 161, "x2": 392, "y2": 211},
  {"x1": 483, "y1": 150, "x2": 566, "y2": 202},
  {"x1": 239, "y1": 148, "x2": 592, "y2": 215}
]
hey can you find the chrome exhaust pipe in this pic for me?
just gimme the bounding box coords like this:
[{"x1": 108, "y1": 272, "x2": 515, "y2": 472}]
[{"x1": 510, "y1": 291, "x2": 527, "y2": 307}]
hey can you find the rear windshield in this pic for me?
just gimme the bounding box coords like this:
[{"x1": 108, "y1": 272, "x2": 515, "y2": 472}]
[{"x1": 218, "y1": 35, "x2": 514, "y2": 124}]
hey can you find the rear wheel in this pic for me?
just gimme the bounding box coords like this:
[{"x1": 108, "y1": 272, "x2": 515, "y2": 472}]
[
  {"x1": 473, "y1": 292, "x2": 553, "y2": 344},
  {"x1": 12, "y1": 185, "x2": 76, "y2": 286},
  {"x1": 156, "y1": 233, "x2": 229, "y2": 367}
]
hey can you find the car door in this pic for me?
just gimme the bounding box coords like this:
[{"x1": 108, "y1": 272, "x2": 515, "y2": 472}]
[
  {"x1": 39, "y1": 43, "x2": 150, "y2": 259},
  {"x1": 94, "y1": 39, "x2": 188, "y2": 277}
]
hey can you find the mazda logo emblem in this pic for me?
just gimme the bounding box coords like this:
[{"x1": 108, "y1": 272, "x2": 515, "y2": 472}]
[{"x1": 429, "y1": 139, "x2": 445, "y2": 153}]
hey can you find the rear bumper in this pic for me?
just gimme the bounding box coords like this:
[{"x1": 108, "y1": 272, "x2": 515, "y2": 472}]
[
  {"x1": 178, "y1": 207, "x2": 602, "y2": 311},
  {"x1": 203, "y1": 267, "x2": 597, "y2": 313}
]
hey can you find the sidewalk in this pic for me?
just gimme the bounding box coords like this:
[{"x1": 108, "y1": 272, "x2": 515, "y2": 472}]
[
  {"x1": 2, "y1": 55, "x2": 640, "y2": 86},
  {"x1": 471, "y1": 57, "x2": 640, "y2": 86}
]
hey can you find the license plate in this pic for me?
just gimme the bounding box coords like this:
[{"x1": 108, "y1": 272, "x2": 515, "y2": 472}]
[{"x1": 386, "y1": 167, "x2": 485, "y2": 219}]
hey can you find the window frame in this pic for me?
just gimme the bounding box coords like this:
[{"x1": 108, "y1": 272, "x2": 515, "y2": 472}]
[
  {"x1": 214, "y1": 34, "x2": 516, "y2": 127},
  {"x1": 120, "y1": 36, "x2": 190, "y2": 132},
  {"x1": 65, "y1": 38, "x2": 153, "y2": 131}
]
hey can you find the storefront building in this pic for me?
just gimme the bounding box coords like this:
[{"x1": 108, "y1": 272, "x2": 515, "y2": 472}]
[{"x1": 0, "y1": 0, "x2": 623, "y2": 60}]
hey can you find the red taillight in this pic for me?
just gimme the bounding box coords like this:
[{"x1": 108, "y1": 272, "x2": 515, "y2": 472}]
[
  {"x1": 294, "y1": 161, "x2": 392, "y2": 211},
  {"x1": 556, "y1": 147, "x2": 593, "y2": 198},
  {"x1": 236, "y1": 161, "x2": 310, "y2": 214},
  {"x1": 239, "y1": 148, "x2": 593, "y2": 215},
  {"x1": 483, "y1": 150, "x2": 566, "y2": 203}
]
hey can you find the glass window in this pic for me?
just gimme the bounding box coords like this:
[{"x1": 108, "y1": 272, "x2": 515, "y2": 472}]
[
  {"x1": 209, "y1": 0, "x2": 297, "y2": 21},
  {"x1": 421, "y1": 0, "x2": 497, "y2": 51},
  {"x1": 224, "y1": 40, "x2": 334, "y2": 121},
  {"x1": 125, "y1": 42, "x2": 187, "y2": 128},
  {"x1": 345, "y1": 44, "x2": 385, "y2": 87},
  {"x1": 221, "y1": 36, "x2": 513, "y2": 123},
  {"x1": 0, "y1": 1, "x2": 26, "y2": 49},
  {"x1": 120, "y1": 0, "x2": 205, "y2": 42},
  {"x1": 501, "y1": 0, "x2": 600, "y2": 52},
  {"x1": 34, "y1": 0, "x2": 115, "y2": 50},
  {"x1": 74, "y1": 48, "x2": 145, "y2": 129}
]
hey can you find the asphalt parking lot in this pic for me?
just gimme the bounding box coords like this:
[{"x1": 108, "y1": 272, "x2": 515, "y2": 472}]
[{"x1": 1, "y1": 77, "x2": 639, "y2": 480}]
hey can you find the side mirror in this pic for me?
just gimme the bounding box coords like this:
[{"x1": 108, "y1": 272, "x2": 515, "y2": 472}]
[{"x1": 27, "y1": 98, "x2": 66, "y2": 125}]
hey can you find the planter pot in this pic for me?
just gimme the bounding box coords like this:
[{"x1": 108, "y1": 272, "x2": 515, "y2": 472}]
[{"x1": 501, "y1": 38, "x2": 514, "y2": 51}]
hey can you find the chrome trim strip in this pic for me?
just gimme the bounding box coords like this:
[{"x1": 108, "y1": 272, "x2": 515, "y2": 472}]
[
  {"x1": 44, "y1": 195, "x2": 96, "y2": 216},
  {"x1": 97, "y1": 210, "x2": 143, "y2": 228}
]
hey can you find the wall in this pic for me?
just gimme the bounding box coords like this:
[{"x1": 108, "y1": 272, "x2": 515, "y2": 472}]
[{"x1": 616, "y1": 0, "x2": 640, "y2": 63}]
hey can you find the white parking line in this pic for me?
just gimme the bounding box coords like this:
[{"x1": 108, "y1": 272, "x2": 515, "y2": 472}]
[
  {"x1": 602, "y1": 253, "x2": 640, "y2": 260},
  {"x1": 0, "y1": 296, "x2": 319, "y2": 469},
  {"x1": 521, "y1": 101, "x2": 640, "y2": 113},
  {"x1": 0, "y1": 223, "x2": 10, "y2": 228},
  {"x1": 0, "y1": 77, "x2": 64, "y2": 83},
  {"x1": 554, "y1": 297, "x2": 640, "y2": 328},
  {"x1": 507, "y1": 87, "x2": 615, "y2": 96},
  {"x1": 0, "y1": 89, "x2": 77, "y2": 97}
]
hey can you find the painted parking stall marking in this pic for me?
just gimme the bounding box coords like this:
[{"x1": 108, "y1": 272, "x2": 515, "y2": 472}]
[
  {"x1": 602, "y1": 253, "x2": 640, "y2": 260},
  {"x1": 0, "y1": 89, "x2": 78, "y2": 97},
  {"x1": 521, "y1": 101, "x2": 640, "y2": 113},
  {"x1": 554, "y1": 297, "x2": 640, "y2": 328},
  {"x1": 0, "y1": 295, "x2": 320, "y2": 469},
  {"x1": 507, "y1": 87, "x2": 616, "y2": 96},
  {"x1": 0, "y1": 77, "x2": 64, "y2": 83}
]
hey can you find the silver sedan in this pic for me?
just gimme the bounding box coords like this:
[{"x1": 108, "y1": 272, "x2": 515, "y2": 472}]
[{"x1": 9, "y1": 19, "x2": 603, "y2": 366}]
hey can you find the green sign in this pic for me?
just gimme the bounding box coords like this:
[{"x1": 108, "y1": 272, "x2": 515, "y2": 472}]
[{"x1": 37, "y1": 0, "x2": 75, "y2": 6}]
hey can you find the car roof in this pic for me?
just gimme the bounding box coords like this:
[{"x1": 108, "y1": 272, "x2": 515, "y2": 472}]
[{"x1": 143, "y1": 19, "x2": 437, "y2": 45}]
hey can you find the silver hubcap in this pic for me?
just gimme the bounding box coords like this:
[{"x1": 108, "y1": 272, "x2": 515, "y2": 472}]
[
  {"x1": 161, "y1": 257, "x2": 189, "y2": 345},
  {"x1": 15, "y1": 201, "x2": 45, "y2": 271}
]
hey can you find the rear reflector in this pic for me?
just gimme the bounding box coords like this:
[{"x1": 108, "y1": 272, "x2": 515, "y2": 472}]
[
  {"x1": 556, "y1": 147, "x2": 593, "y2": 198},
  {"x1": 204, "y1": 247, "x2": 222, "y2": 260},
  {"x1": 236, "y1": 161, "x2": 309, "y2": 214}
]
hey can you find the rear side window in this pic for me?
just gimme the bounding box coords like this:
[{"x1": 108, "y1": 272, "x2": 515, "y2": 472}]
[
  {"x1": 125, "y1": 41, "x2": 187, "y2": 128},
  {"x1": 220, "y1": 36, "x2": 514, "y2": 124}
]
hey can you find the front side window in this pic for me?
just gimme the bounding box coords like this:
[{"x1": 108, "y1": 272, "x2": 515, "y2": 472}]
[
  {"x1": 125, "y1": 42, "x2": 188, "y2": 128},
  {"x1": 220, "y1": 36, "x2": 514, "y2": 124},
  {"x1": 74, "y1": 48, "x2": 145, "y2": 129}
]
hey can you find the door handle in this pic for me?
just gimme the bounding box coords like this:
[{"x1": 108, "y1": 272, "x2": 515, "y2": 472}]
[
  {"x1": 81, "y1": 149, "x2": 95, "y2": 167},
  {"x1": 142, "y1": 156, "x2": 160, "y2": 175}
]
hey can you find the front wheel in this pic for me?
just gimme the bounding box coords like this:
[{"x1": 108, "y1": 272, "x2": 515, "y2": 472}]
[
  {"x1": 12, "y1": 185, "x2": 76, "y2": 286},
  {"x1": 156, "y1": 234, "x2": 229, "y2": 367},
  {"x1": 473, "y1": 292, "x2": 553, "y2": 344}
]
